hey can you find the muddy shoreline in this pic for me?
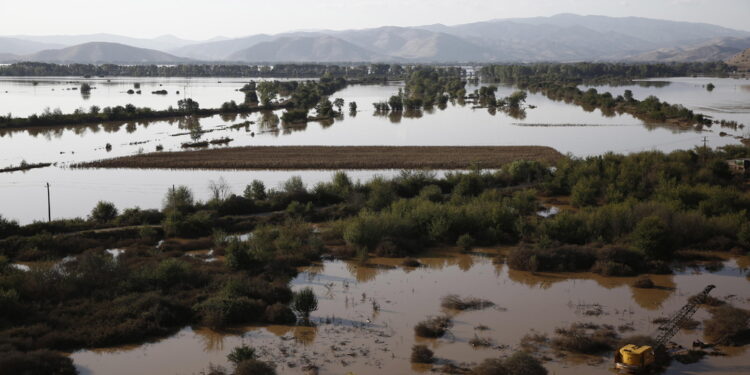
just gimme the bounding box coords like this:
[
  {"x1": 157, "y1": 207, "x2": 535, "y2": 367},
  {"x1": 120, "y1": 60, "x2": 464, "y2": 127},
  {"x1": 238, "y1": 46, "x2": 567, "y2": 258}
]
[{"x1": 73, "y1": 145, "x2": 563, "y2": 170}]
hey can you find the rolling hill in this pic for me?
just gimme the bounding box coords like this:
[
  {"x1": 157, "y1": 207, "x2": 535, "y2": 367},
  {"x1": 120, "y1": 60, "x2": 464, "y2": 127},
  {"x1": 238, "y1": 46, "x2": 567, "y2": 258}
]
[
  {"x1": 728, "y1": 48, "x2": 750, "y2": 70},
  {"x1": 627, "y1": 37, "x2": 750, "y2": 62},
  {"x1": 25, "y1": 42, "x2": 190, "y2": 64},
  {"x1": 8, "y1": 34, "x2": 197, "y2": 52},
  {"x1": 228, "y1": 36, "x2": 384, "y2": 63}
]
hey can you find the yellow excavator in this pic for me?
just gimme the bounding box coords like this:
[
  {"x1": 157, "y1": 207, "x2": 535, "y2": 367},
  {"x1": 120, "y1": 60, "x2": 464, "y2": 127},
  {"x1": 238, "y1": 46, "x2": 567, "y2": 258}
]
[{"x1": 614, "y1": 284, "x2": 716, "y2": 372}]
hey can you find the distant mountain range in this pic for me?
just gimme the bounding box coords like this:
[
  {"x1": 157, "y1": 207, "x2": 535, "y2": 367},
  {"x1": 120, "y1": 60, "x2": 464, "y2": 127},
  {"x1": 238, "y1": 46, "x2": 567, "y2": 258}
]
[
  {"x1": 2, "y1": 14, "x2": 750, "y2": 64},
  {"x1": 12, "y1": 42, "x2": 189, "y2": 64}
]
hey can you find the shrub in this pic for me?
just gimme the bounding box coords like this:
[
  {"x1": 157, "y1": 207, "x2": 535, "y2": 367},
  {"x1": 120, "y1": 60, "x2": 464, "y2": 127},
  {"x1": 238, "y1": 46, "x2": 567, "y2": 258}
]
[
  {"x1": 414, "y1": 315, "x2": 452, "y2": 338},
  {"x1": 703, "y1": 305, "x2": 750, "y2": 345},
  {"x1": 264, "y1": 303, "x2": 296, "y2": 324},
  {"x1": 0, "y1": 214, "x2": 20, "y2": 238},
  {"x1": 150, "y1": 259, "x2": 195, "y2": 289},
  {"x1": 0, "y1": 350, "x2": 77, "y2": 375},
  {"x1": 502, "y1": 351, "x2": 548, "y2": 375},
  {"x1": 194, "y1": 296, "x2": 266, "y2": 328},
  {"x1": 292, "y1": 287, "x2": 318, "y2": 320},
  {"x1": 410, "y1": 344, "x2": 434, "y2": 363},
  {"x1": 227, "y1": 344, "x2": 256, "y2": 365},
  {"x1": 163, "y1": 185, "x2": 194, "y2": 214},
  {"x1": 90, "y1": 201, "x2": 118, "y2": 223},
  {"x1": 472, "y1": 351, "x2": 547, "y2": 375},
  {"x1": 632, "y1": 215, "x2": 672, "y2": 260},
  {"x1": 633, "y1": 276, "x2": 654, "y2": 289},
  {"x1": 456, "y1": 233, "x2": 475, "y2": 252},
  {"x1": 116, "y1": 208, "x2": 164, "y2": 226},
  {"x1": 419, "y1": 184, "x2": 443, "y2": 202},
  {"x1": 551, "y1": 323, "x2": 619, "y2": 354},
  {"x1": 440, "y1": 294, "x2": 494, "y2": 311},
  {"x1": 233, "y1": 359, "x2": 276, "y2": 375}
]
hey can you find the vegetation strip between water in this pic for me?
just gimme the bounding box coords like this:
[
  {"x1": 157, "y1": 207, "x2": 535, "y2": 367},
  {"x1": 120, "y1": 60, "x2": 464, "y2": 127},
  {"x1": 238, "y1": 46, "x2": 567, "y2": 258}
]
[{"x1": 74, "y1": 146, "x2": 563, "y2": 170}]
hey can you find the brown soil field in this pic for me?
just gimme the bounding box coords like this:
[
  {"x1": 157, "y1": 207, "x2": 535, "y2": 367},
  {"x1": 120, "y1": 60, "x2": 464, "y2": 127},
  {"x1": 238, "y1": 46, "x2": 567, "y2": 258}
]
[{"x1": 76, "y1": 146, "x2": 562, "y2": 170}]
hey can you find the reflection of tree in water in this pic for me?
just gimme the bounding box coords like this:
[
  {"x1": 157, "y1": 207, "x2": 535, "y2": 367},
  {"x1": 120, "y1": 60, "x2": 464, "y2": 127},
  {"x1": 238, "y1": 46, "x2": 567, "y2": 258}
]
[
  {"x1": 282, "y1": 120, "x2": 308, "y2": 135},
  {"x1": 506, "y1": 269, "x2": 567, "y2": 289},
  {"x1": 220, "y1": 112, "x2": 238, "y2": 122},
  {"x1": 293, "y1": 325, "x2": 318, "y2": 346},
  {"x1": 403, "y1": 109, "x2": 423, "y2": 119},
  {"x1": 344, "y1": 262, "x2": 394, "y2": 283},
  {"x1": 125, "y1": 122, "x2": 136, "y2": 133},
  {"x1": 456, "y1": 254, "x2": 475, "y2": 272},
  {"x1": 629, "y1": 275, "x2": 676, "y2": 311},
  {"x1": 177, "y1": 115, "x2": 201, "y2": 130},
  {"x1": 505, "y1": 107, "x2": 527, "y2": 120},
  {"x1": 318, "y1": 118, "x2": 335, "y2": 129},
  {"x1": 195, "y1": 327, "x2": 229, "y2": 352},
  {"x1": 258, "y1": 111, "x2": 280, "y2": 130}
]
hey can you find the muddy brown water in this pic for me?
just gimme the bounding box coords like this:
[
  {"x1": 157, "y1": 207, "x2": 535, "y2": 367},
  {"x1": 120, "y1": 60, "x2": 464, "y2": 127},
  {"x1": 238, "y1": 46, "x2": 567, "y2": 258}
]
[{"x1": 71, "y1": 249, "x2": 750, "y2": 375}]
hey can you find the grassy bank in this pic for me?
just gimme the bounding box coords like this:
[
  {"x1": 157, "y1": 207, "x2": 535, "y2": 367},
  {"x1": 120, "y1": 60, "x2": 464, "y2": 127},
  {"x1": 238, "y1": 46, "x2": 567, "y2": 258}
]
[{"x1": 75, "y1": 146, "x2": 563, "y2": 170}]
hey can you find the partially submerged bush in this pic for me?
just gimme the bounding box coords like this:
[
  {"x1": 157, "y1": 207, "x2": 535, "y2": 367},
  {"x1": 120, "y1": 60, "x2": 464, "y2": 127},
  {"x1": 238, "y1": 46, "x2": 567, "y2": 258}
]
[
  {"x1": 0, "y1": 350, "x2": 77, "y2": 375},
  {"x1": 441, "y1": 294, "x2": 495, "y2": 311},
  {"x1": 402, "y1": 257, "x2": 422, "y2": 267},
  {"x1": 633, "y1": 276, "x2": 655, "y2": 289},
  {"x1": 410, "y1": 344, "x2": 434, "y2": 363},
  {"x1": 456, "y1": 233, "x2": 475, "y2": 252},
  {"x1": 264, "y1": 303, "x2": 296, "y2": 324},
  {"x1": 704, "y1": 305, "x2": 750, "y2": 345},
  {"x1": 292, "y1": 287, "x2": 318, "y2": 320},
  {"x1": 414, "y1": 315, "x2": 452, "y2": 338},
  {"x1": 233, "y1": 359, "x2": 276, "y2": 375},
  {"x1": 551, "y1": 323, "x2": 619, "y2": 354},
  {"x1": 227, "y1": 344, "x2": 256, "y2": 365},
  {"x1": 472, "y1": 351, "x2": 547, "y2": 375}
]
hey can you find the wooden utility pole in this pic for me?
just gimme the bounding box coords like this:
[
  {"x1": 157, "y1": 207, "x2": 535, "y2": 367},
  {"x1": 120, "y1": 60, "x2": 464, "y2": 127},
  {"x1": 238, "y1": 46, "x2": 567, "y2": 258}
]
[{"x1": 46, "y1": 182, "x2": 51, "y2": 222}]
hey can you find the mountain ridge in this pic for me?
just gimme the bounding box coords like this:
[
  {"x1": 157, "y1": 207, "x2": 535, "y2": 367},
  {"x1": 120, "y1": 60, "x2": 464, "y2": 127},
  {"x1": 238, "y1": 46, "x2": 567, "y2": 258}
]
[{"x1": 4, "y1": 14, "x2": 750, "y2": 63}]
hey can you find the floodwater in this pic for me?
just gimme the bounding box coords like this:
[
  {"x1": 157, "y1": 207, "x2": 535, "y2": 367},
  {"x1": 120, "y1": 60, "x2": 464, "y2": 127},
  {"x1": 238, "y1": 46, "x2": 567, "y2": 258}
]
[
  {"x1": 71, "y1": 249, "x2": 750, "y2": 375},
  {"x1": 3, "y1": 77, "x2": 749, "y2": 224}
]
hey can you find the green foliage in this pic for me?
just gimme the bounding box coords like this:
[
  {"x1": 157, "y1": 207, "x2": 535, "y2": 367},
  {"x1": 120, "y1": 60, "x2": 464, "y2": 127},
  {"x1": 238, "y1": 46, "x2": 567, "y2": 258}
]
[
  {"x1": 456, "y1": 233, "x2": 475, "y2": 252},
  {"x1": 0, "y1": 215, "x2": 20, "y2": 239},
  {"x1": 163, "y1": 185, "x2": 194, "y2": 215},
  {"x1": 89, "y1": 201, "x2": 118, "y2": 224},
  {"x1": 233, "y1": 359, "x2": 276, "y2": 375},
  {"x1": 632, "y1": 215, "x2": 672, "y2": 260},
  {"x1": 292, "y1": 287, "x2": 318, "y2": 319},
  {"x1": 245, "y1": 180, "x2": 267, "y2": 201},
  {"x1": 227, "y1": 345, "x2": 256, "y2": 365},
  {"x1": 0, "y1": 350, "x2": 78, "y2": 375}
]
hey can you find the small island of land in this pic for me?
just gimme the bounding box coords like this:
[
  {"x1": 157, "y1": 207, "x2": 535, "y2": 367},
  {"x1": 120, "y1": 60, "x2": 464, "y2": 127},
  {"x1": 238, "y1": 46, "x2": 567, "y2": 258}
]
[{"x1": 76, "y1": 145, "x2": 563, "y2": 170}]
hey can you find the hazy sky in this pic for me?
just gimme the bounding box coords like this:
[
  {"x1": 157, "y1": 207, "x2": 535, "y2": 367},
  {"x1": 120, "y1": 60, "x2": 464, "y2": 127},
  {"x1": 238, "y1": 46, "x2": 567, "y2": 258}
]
[{"x1": 2, "y1": 0, "x2": 749, "y2": 40}]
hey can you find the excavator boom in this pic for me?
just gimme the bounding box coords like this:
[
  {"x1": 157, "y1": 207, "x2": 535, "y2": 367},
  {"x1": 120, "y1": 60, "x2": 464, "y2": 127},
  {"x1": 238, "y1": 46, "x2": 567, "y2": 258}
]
[{"x1": 654, "y1": 285, "x2": 715, "y2": 348}]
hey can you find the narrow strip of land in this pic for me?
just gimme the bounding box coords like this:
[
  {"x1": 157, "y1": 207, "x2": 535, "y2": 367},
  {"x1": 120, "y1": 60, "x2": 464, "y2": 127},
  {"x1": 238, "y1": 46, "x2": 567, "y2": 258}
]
[{"x1": 76, "y1": 146, "x2": 562, "y2": 170}]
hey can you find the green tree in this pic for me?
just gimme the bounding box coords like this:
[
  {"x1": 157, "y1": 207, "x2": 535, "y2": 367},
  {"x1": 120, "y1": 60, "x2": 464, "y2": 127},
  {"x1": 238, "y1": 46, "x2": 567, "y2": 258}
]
[
  {"x1": 333, "y1": 98, "x2": 345, "y2": 112},
  {"x1": 244, "y1": 180, "x2": 267, "y2": 201},
  {"x1": 163, "y1": 185, "x2": 194, "y2": 214},
  {"x1": 90, "y1": 201, "x2": 118, "y2": 223},
  {"x1": 632, "y1": 215, "x2": 672, "y2": 260},
  {"x1": 292, "y1": 287, "x2": 318, "y2": 320}
]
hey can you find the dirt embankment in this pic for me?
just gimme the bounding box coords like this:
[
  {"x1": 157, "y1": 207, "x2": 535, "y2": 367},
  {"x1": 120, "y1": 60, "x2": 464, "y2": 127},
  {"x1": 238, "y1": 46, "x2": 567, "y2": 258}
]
[{"x1": 75, "y1": 146, "x2": 563, "y2": 170}]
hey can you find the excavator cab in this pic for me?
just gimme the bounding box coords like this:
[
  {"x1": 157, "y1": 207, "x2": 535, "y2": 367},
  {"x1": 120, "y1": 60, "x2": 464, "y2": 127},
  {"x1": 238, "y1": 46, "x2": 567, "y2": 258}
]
[
  {"x1": 615, "y1": 344, "x2": 655, "y2": 371},
  {"x1": 614, "y1": 285, "x2": 715, "y2": 373}
]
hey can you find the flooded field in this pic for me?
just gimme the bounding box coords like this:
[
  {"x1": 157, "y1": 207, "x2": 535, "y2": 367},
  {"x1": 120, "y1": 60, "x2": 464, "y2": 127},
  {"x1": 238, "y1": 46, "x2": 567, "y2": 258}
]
[
  {"x1": 71, "y1": 249, "x2": 750, "y2": 375},
  {"x1": 3, "y1": 77, "x2": 749, "y2": 224}
]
